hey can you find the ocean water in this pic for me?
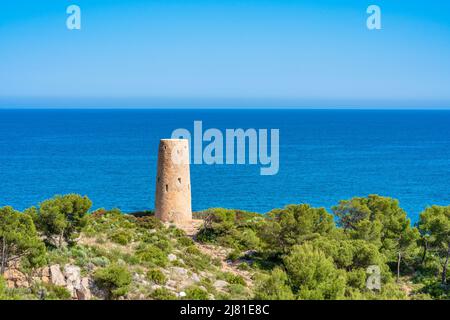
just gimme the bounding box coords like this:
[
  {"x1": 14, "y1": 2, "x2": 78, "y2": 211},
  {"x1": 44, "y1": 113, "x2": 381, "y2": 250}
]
[{"x1": 0, "y1": 109, "x2": 449, "y2": 222}]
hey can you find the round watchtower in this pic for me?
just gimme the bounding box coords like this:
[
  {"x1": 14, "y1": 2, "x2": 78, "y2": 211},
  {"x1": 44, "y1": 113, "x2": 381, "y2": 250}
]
[{"x1": 155, "y1": 139, "x2": 192, "y2": 225}]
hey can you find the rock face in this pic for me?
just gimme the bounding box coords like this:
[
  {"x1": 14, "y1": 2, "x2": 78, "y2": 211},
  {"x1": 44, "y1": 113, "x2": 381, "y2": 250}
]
[
  {"x1": 154, "y1": 139, "x2": 192, "y2": 226},
  {"x1": 64, "y1": 265, "x2": 82, "y2": 299},
  {"x1": 48, "y1": 264, "x2": 93, "y2": 300},
  {"x1": 50, "y1": 265, "x2": 66, "y2": 286},
  {"x1": 213, "y1": 280, "x2": 229, "y2": 290},
  {"x1": 77, "y1": 277, "x2": 93, "y2": 300},
  {"x1": 40, "y1": 267, "x2": 51, "y2": 284},
  {"x1": 4, "y1": 269, "x2": 29, "y2": 289}
]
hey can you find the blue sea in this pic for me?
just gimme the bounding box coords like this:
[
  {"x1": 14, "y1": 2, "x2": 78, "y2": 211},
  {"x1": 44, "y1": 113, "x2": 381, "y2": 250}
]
[{"x1": 1, "y1": 109, "x2": 449, "y2": 222}]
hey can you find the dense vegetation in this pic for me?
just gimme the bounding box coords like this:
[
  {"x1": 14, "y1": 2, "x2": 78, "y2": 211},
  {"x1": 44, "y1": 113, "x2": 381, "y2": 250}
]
[
  {"x1": 196, "y1": 196, "x2": 450, "y2": 300},
  {"x1": 1, "y1": 194, "x2": 449, "y2": 300}
]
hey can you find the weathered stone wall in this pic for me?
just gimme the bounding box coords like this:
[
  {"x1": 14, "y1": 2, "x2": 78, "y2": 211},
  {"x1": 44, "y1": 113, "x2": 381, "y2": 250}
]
[{"x1": 155, "y1": 139, "x2": 192, "y2": 225}]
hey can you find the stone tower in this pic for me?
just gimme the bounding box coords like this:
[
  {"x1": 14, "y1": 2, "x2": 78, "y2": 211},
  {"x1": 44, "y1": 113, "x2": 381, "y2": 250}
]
[{"x1": 155, "y1": 139, "x2": 192, "y2": 225}]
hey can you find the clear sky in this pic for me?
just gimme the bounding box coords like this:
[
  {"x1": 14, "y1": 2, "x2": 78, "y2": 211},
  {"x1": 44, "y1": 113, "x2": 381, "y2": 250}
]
[{"x1": 1, "y1": 0, "x2": 450, "y2": 108}]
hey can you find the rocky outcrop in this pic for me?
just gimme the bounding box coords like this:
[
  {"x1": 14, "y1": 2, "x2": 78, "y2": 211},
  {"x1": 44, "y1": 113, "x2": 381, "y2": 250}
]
[
  {"x1": 4, "y1": 269, "x2": 29, "y2": 289},
  {"x1": 48, "y1": 264, "x2": 94, "y2": 300},
  {"x1": 213, "y1": 280, "x2": 229, "y2": 290},
  {"x1": 64, "y1": 265, "x2": 82, "y2": 299},
  {"x1": 50, "y1": 264, "x2": 66, "y2": 286}
]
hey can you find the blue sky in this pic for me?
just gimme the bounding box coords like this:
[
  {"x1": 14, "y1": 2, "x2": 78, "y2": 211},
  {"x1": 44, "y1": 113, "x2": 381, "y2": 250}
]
[{"x1": 1, "y1": 0, "x2": 450, "y2": 108}]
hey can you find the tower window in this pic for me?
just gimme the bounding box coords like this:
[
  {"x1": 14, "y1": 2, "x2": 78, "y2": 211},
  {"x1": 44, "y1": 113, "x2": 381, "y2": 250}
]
[{"x1": 165, "y1": 184, "x2": 168, "y2": 192}]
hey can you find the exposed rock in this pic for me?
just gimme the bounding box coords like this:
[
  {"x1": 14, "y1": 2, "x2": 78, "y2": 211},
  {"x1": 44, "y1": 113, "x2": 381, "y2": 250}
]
[
  {"x1": 151, "y1": 284, "x2": 162, "y2": 291},
  {"x1": 50, "y1": 265, "x2": 66, "y2": 286},
  {"x1": 191, "y1": 273, "x2": 201, "y2": 283},
  {"x1": 166, "y1": 279, "x2": 177, "y2": 288},
  {"x1": 213, "y1": 280, "x2": 229, "y2": 290},
  {"x1": 41, "y1": 266, "x2": 51, "y2": 283},
  {"x1": 168, "y1": 253, "x2": 177, "y2": 262},
  {"x1": 132, "y1": 273, "x2": 143, "y2": 282},
  {"x1": 164, "y1": 285, "x2": 177, "y2": 292},
  {"x1": 76, "y1": 277, "x2": 92, "y2": 300},
  {"x1": 171, "y1": 267, "x2": 188, "y2": 276},
  {"x1": 64, "y1": 265, "x2": 82, "y2": 299},
  {"x1": 4, "y1": 269, "x2": 29, "y2": 289}
]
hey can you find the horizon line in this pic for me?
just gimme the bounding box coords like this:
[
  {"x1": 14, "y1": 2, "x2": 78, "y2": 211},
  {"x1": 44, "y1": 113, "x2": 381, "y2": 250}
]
[{"x1": 2, "y1": 106, "x2": 450, "y2": 111}]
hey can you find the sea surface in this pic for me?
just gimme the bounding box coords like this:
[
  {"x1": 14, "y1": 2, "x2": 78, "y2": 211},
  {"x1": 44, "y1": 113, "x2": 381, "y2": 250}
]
[{"x1": 1, "y1": 109, "x2": 449, "y2": 222}]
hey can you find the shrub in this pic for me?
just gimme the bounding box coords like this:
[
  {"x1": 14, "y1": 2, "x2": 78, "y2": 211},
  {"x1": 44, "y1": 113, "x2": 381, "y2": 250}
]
[
  {"x1": 151, "y1": 287, "x2": 177, "y2": 300},
  {"x1": 283, "y1": 243, "x2": 346, "y2": 300},
  {"x1": 223, "y1": 272, "x2": 246, "y2": 286},
  {"x1": 153, "y1": 238, "x2": 173, "y2": 253},
  {"x1": 186, "y1": 245, "x2": 201, "y2": 255},
  {"x1": 36, "y1": 194, "x2": 92, "y2": 247},
  {"x1": 38, "y1": 283, "x2": 72, "y2": 300},
  {"x1": 146, "y1": 269, "x2": 167, "y2": 285},
  {"x1": 237, "y1": 263, "x2": 251, "y2": 271},
  {"x1": 109, "y1": 230, "x2": 133, "y2": 245},
  {"x1": 134, "y1": 215, "x2": 162, "y2": 230},
  {"x1": 91, "y1": 256, "x2": 110, "y2": 267},
  {"x1": 0, "y1": 277, "x2": 8, "y2": 300},
  {"x1": 196, "y1": 208, "x2": 260, "y2": 249},
  {"x1": 227, "y1": 250, "x2": 241, "y2": 262},
  {"x1": 185, "y1": 286, "x2": 209, "y2": 300},
  {"x1": 254, "y1": 268, "x2": 295, "y2": 300},
  {"x1": 183, "y1": 250, "x2": 212, "y2": 271},
  {"x1": 94, "y1": 264, "x2": 132, "y2": 299},
  {"x1": 178, "y1": 236, "x2": 195, "y2": 247},
  {"x1": 0, "y1": 206, "x2": 47, "y2": 275},
  {"x1": 136, "y1": 245, "x2": 168, "y2": 267},
  {"x1": 227, "y1": 284, "x2": 247, "y2": 298}
]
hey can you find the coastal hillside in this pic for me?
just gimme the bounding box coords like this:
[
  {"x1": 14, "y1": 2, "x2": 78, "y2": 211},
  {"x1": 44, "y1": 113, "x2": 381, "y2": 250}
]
[{"x1": 1, "y1": 194, "x2": 449, "y2": 300}]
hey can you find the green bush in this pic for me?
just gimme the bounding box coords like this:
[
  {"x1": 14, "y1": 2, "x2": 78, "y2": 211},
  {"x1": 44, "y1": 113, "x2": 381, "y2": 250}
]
[
  {"x1": 91, "y1": 256, "x2": 110, "y2": 267},
  {"x1": 134, "y1": 215, "x2": 162, "y2": 230},
  {"x1": 185, "y1": 286, "x2": 209, "y2": 300},
  {"x1": 146, "y1": 269, "x2": 167, "y2": 285},
  {"x1": 153, "y1": 238, "x2": 173, "y2": 253},
  {"x1": 94, "y1": 264, "x2": 132, "y2": 299},
  {"x1": 196, "y1": 208, "x2": 260, "y2": 249},
  {"x1": 0, "y1": 277, "x2": 8, "y2": 300},
  {"x1": 227, "y1": 284, "x2": 247, "y2": 298},
  {"x1": 186, "y1": 245, "x2": 201, "y2": 255},
  {"x1": 223, "y1": 272, "x2": 246, "y2": 286},
  {"x1": 227, "y1": 250, "x2": 241, "y2": 262},
  {"x1": 136, "y1": 245, "x2": 168, "y2": 267},
  {"x1": 38, "y1": 283, "x2": 72, "y2": 300},
  {"x1": 0, "y1": 206, "x2": 47, "y2": 274},
  {"x1": 283, "y1": 243, "x2": 346, "y2": 300},
  {"x1": 254, "y1": 268, "x2": 295, "y2": 300},
  {"x1": 36, "y1": 194, "x2": 92, "y2": 247},
  {"x1": 183, "y1": 250, "x2": 212, "y2": 271},
  {"x1": 109, "y1": 230, "x2": 134, "y2": 245},
  {"x1": 178, "y1": 236, "x2": 195, "y2": 247},
  {"x1": 151, "y1": 287, "x2": 177, "y2": 300}
]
